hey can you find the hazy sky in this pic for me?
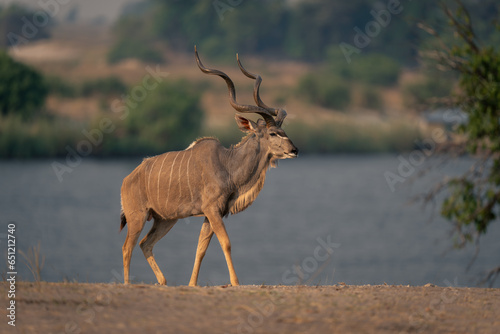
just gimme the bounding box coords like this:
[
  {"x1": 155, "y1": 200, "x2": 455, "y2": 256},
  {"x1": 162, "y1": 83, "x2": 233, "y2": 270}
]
[{"x1": 0, "y1": 0, "x2": 140, "y2": 23}]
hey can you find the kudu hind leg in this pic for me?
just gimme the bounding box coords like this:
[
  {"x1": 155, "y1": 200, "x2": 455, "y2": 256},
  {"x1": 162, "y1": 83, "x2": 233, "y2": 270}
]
[
  {"x1": 140, "y1": 218, "x2": 177, "y2": 285},
  {"x1": 122, "y1": 211, "x2": 149, "y2": 284},
  {"x1": 189, "y1": 218, "x2": 214, "y2": 286}
]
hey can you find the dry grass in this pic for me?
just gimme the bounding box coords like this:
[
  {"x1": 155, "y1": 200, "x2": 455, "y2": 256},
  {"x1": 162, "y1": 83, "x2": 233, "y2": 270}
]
[{"x1": 19, "y1": 242, "x2": 45, "y2": 283}]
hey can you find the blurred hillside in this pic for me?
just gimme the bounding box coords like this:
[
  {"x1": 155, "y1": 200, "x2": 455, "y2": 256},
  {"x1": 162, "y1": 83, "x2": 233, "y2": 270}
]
[
  {"x1": 1, "y1": 0, "x2": 499, "y2": 157},
  {"x1": 107, "y1": 0, "x2": 500, "y2": 63},
  {"x1": 0, "y1": 0, "x2": 137, "y2": 25}
]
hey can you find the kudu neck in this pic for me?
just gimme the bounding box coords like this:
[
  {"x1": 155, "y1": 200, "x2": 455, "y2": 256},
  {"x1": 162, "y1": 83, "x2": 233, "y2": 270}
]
[{"x1": 226, "y1": 134, "x2": 270, "y2": 186}]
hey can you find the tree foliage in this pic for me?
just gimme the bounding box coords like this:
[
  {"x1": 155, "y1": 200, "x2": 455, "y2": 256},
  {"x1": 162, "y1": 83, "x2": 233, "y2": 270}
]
[
  {"x1": 297, "y1": 73, "x2": 351, "y2": 110},
  {"x1": 107, "y1": 15, "x2": 164, "y2": 64},
  {"x1": 0, "y1": 51, "x2": 48, "y2": 118},
  {"x1": 0, "y1": 4, "x2": 51, "y2": 48},
  {"x1": 420, "y1": 0, "x2": 500, "y2": 286},
  {"x1": 114, "y1": 80, "x2": 204, "y2": 155},
  {"x1": 111, "y1": 0, "x2": 499, "y2": 64},
  {"x1": 296, "y1": 51, "x2": 400, "y2": 111}
]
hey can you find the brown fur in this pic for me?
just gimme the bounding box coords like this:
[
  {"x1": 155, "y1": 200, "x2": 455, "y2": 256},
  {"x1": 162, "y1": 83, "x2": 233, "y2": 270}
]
[
  {"x1": 120, "y1": 54, "x2": 298, "y2": 286},
  {"x1": 120, "y1": 120, "x2": 297, "y2": 286},
  {"x1": 229, "y1": 164, "x2": 268, "y2": 215},
  {"x1": 186, "y1": 136, "x2": 219, "y2": 150}
]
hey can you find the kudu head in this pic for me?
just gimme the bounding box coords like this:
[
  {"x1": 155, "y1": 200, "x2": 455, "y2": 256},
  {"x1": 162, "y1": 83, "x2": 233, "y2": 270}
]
[{"x1": 194, "y1": 46, "x2": 298, "y2": 163}]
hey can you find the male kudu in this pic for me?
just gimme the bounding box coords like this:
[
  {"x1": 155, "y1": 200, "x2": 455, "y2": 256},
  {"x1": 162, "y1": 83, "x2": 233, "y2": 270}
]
[{"x1": 120, "y1": 47, "x2": 298, "y2": 286}]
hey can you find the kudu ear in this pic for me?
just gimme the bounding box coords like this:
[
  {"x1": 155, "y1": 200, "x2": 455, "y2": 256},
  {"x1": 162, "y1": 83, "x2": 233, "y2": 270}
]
[{"x1": 235, "y1": 115, "x2": 258, "y2": 133}]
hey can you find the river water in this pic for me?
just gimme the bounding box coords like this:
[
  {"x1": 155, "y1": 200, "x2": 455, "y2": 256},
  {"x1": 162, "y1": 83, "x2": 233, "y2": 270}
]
[{"x1": 1, "y1": 155, "x2": 498, "y2": 287}]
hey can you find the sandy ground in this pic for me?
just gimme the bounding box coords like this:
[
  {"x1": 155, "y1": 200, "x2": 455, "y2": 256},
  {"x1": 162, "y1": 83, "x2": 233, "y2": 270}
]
[{"x1": 1, "y1": 282, "x2": 499, "y2": 334}]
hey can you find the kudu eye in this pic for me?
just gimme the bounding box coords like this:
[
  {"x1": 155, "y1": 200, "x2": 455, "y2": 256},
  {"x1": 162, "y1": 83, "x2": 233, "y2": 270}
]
[{"x1": 269, "y1": 133, "x2": 277, "y2": 137}]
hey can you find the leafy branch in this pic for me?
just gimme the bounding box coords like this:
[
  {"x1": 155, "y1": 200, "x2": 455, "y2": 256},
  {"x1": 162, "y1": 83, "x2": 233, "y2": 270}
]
[{"x1": 418, "y1": 0, "x2": 500, "y2": 286}]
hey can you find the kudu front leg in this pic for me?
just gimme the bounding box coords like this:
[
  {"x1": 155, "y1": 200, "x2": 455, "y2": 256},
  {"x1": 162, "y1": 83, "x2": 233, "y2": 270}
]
[
  {"x1": 205, "y1": 211, "x2": 240, "y2": 286},
  {"x1": 189, "y1": 218, "x2": 214, "y2": 286}
]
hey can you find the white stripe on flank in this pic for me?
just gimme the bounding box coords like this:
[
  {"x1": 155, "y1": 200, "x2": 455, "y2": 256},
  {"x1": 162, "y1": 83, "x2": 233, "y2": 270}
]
[
  {"x1": 147, "y1": 158, "x2": 158, "y2": 202},
  {"x1": 139, "y1": 166, "x2": 146, "y2": 207},
  {"x1": 177, "y1": 151, "x2": 186, "y2": 200},
  {"x1": 186, "y1": 149, "x2": 194, "y2": 202},
  {"x1": 157, "y1": 153, "x2": 169, "y2": 206},
  {"x1": 165, "y1": 151, "x2": 181, "y2": 210}
]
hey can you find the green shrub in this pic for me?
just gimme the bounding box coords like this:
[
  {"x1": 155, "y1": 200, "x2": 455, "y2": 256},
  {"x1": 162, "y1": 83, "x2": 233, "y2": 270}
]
[
  {"x1": 359, "y1": 86, "x2": 383, "y2": 110},
  {"x1": 0, "y1": 52, "x2": 48, "y2": 118},
  {"x1": 297, "y1": 73, "x2": 351, "y2": 110},
  {"x1": 327, "y1": 50, "x2": 401, "y2": 87},
  {"x1": 104, "y1": 79, "x2": 204, "y2": 155},
  {"x1": 107, "y1": 38, "x2": 164, "y2": 64},
  {"x1": 299, "y1": 52, "x2": 401, "y2": 110},
  {"x1": 45, "y1": 76, "x2": 78, "y2": 98},
  {"x1": 402, "y1": 76, "x2": 454, "y2": 109},
  {"x1": 0, "y1": 114, "x2": 78, "y2": 158},
  {"x1": 0, "y1": 4, "x2": 50, "y2": 47},
  {"x1": 347, "y1": 54, "x2": 401, "y2": 87},
  {"x1": 45, "y1": 75, "x2": 128, "y2": 98},
  {"x1": 284, "y1": 120, "x2": 421, "y2": 153},
  {"x1": 107, "y1": 14, "x2": 164, "y2": 64},
  {"x1": 80, "y1": 77, "x2": 128, "y2": 97}
]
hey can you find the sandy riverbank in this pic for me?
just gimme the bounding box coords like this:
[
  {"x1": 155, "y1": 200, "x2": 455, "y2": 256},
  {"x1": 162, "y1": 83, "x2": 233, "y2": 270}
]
[{"x1": 1, "y1": 282, "x2": 499, "y2": 333}]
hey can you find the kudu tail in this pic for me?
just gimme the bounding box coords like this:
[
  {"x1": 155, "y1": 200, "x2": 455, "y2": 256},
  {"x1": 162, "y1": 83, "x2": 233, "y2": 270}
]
[{"x1": 120, "y1": 211, "x2": 127, "y2": 231}]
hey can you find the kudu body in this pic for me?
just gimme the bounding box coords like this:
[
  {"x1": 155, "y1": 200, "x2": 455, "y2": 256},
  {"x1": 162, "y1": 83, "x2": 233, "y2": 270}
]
[{"x1": 120, "y1": 48, "x2": 298, "y2": 286}]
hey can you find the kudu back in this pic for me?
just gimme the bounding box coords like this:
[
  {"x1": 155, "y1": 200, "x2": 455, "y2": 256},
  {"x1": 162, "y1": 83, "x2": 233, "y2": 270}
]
[{"x1": 120, "y1": 47, "x2": 298, "y2": 286}]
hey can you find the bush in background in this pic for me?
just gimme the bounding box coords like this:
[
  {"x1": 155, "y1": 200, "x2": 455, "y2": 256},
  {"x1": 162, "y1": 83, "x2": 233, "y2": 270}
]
[
  {"x1": 0, "y1": 52, "x2": 48, "y2": 119},
  {"x1": 107, "y1": 15, "x2": 164, "y2": 64},
  {"x1": 103, "y1": 79, "x2": 204, "y2": 155},
  {"x1": 358, "y1": 86, "x2": 383, "y2": 110},
  {"x1": 285, "y1": 120, "x2": 421, "y2": 153},
  {"x1": 346, "y1": 54, "x2": 401, "y2": 87},
  {"x1": 0, "y1": 114, "x2": 78, "y2": 158},
  {"x1": 402, "y1": 75, "x2": 454, "y2": 109},
  {"x1": 297, "y1": 52, "x2": 400, "y2": 111},
  {"x1": 45, "y1": 76, "x2": 78, "y2": 98},
  {"x1": 45, "y1": 76, "x2": 128, "y2": 98},
  {"x1": 327, "y1": 50, "x2": 401, "y2": 86},
  {"x1": 0, "y1": 4, "x2": 51, "y2": 47},
  {"x1": 107, "y1": 38, "x2": 164, "y2": 64},
  {"x1": 297, "y1": 73, "x2": 351, "y2": 110},
  {"x1": 109, "y1": 0, "x2": 481, "y2": 64},
  {"x1": 80, "y1": 77, "x2": 128, "y2": 97}
]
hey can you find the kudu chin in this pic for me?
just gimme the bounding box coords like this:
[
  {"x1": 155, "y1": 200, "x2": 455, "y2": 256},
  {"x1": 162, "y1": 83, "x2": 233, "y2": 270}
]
[{"x1": 120, "y1": 46, "x2": 298, "y2": 286}]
